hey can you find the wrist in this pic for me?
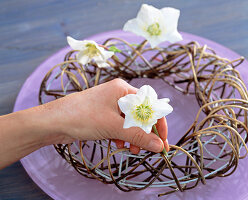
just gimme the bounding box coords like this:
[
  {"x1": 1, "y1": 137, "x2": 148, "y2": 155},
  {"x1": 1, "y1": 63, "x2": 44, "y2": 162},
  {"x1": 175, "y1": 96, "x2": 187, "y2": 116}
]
[
  {"x1": 13, "y1": 108, "x2": 46, "y2": 148},
  {"x1": 30, "y1": 102, "x2": 75, "y2": 146},
  {"x1": 16, "y1": 104, "x2": 64, "y2": 147}
]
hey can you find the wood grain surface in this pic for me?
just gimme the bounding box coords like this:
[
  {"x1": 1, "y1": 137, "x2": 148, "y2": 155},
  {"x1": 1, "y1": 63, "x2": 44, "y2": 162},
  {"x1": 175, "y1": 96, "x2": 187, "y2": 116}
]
[{"x1": 0, "y1": 0, "x2": 248, "y2": 199}]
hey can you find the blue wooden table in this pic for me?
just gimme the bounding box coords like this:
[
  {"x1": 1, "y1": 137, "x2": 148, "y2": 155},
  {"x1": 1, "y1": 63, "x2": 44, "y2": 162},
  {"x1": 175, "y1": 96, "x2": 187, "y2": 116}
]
[{"x1": 0, "y1": 0, "x2": 248, "y2": 199}]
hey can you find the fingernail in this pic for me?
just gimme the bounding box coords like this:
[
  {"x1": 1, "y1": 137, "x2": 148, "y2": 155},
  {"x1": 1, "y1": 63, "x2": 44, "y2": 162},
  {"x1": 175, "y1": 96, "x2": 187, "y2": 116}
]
[
  {"x1": 165, "y1": 139, "x2": 170, "y2": 152},
  {"x1": 147, "y1": 139, "x2": 163, "y2": 153}
]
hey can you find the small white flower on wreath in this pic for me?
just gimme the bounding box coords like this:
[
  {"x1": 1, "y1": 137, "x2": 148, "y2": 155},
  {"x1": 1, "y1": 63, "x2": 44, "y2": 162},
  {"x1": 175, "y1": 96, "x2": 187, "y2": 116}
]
[
  {"x1": 67, "y1": 36, "x2": 114, "y2": 68},
  {"x1": 118, "y1": 85, "x2": 173, "y2": 133},
  {"x1": 123, "y1": 4, "x2": 183, "y2": 48}
]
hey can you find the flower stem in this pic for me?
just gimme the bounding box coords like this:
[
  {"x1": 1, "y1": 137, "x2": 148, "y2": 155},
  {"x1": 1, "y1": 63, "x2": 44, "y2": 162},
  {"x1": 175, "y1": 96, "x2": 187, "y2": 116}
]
[
  {"x1": 94, "y1": 68, "x2": 101, "y2": 86},
  {"x1": 152, "y1": 125, "x2": 168, "y2": 156}
]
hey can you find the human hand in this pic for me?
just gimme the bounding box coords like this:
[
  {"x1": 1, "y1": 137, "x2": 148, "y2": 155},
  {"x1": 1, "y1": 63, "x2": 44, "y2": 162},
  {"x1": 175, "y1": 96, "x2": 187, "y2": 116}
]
[{"x1": 39, "y1": 78, "x2": 170, "y2": 154}]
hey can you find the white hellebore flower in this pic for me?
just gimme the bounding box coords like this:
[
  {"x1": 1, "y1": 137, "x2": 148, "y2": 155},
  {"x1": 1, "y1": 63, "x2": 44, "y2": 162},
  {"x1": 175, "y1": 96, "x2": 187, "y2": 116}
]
[
  {"x1": 118, "y1": 85, "x2": 173, "y2": 133},
  {"x1": 123, "y1": 4, "x2": 182, "y2": 48},
  {"x1": 67, "y1": 36, "x2": 114, "y2": 68}
]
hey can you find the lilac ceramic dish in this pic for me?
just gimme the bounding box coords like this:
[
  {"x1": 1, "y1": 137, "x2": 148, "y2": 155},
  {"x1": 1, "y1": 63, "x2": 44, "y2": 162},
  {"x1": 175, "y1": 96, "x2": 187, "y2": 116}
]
[{"x1": 14, "y1": 30, "x2": 248, "y2": 200}]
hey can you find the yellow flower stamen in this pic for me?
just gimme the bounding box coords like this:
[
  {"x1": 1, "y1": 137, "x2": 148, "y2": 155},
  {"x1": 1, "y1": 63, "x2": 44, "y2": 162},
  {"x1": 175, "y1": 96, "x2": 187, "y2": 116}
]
[
  {"x1": 84, "y1": 43, "x2": 100, "y2": 58},
  {"x1": 133, "y1": 97, "x2": 154, "y2": 123},
  {"x1": 146, "y1": 23, "x2": 161, "y2": 36}
]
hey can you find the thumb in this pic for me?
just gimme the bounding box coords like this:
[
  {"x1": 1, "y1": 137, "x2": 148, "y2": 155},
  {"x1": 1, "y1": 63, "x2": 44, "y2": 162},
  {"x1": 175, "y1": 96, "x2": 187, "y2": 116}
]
[{"x1": 117, "y1": 126, "x2": 164, "y2": 153}]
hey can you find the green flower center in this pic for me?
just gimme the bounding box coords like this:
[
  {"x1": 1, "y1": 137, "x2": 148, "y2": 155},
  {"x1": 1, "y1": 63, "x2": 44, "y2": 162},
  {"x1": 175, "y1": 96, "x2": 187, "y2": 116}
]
[
  {"x1": 85, "y1": 43, "x2": 100, "y2": 58},
  {"x1": 146, "y1": 23, "x2": 161, "y2": 36},
  {"x1": 133, "y1": 97, "x2": 153, "y2": 123}
]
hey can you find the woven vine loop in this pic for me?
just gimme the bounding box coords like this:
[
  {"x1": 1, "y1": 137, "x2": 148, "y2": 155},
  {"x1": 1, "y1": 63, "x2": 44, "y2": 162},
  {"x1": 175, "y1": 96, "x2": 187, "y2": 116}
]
[{"x1": 39, "y1": 39, "x2": 248, "y2": 196}]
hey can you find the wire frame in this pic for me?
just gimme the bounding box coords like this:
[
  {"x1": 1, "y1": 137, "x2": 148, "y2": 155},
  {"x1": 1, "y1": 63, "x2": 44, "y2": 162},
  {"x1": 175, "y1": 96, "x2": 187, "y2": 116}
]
[{"x1": 39, "y1": 39, "x2": 248, "y2": 197}]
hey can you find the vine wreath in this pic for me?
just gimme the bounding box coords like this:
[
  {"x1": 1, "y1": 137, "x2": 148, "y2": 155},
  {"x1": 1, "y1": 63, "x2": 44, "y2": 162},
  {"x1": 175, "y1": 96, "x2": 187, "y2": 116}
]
[{"x1": 39, "y1": 38, "x2": 248, "y2": 197}]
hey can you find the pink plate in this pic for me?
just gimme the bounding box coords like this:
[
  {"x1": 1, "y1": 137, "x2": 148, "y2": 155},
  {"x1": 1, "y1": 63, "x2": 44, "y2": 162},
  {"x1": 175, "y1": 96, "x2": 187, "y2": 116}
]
[{"x1": 14, "y1": 30, "x2": 248, "y2": 200}]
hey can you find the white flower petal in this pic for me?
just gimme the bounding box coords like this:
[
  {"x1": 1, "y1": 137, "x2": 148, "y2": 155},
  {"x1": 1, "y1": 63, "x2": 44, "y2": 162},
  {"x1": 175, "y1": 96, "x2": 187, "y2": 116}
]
[
  {"x1": 142, "y1": 126, "x2": 152, "y2": 134},
  {"x1": 76, "y1": 52, "x2": 91, "y2": 65},
  {"x1": 95, "y1": 44, "x2": 106, "y2": 55},
  {"x1": 95, "y1": 61, "x2": 110, "y2": 68},
  {"x1": 123, "y1": 114, "x2": 141, "y2": 129},
  {"x1": 123, "y1": 18, "x2": 146, "y2": 37},
  {"x1": 152, "y1": 99, "x2": 173, "y2": 119},
  {"x1": 137, "y1": 4, "x2": 161, "y2": 24},
  {"x1": 160, "y1": 7, "x2": 180, "y2": 33},
  {"x1": 147, "y1": 36, "x2": 165, "y2": 48},
  {"x1": 160, "y1": 98, "x2": 170, "y2": 103},
  {"x1": 81, "y1": 40, "x2": 98, "y2": 47},
  {"x1": 141, "y1": 122, "x2": 155, "y2": 134},
  {"x1": 67, "y1": 36, "x2": 85, "y2": 51},
  {"x1": 118, "y1": 94, "x2": 141, "y2": 114},
  {"x1": 94, "y1": 54, "x2": 105, "y2": 62},
  {"x1": 160, "y1": 7, "x2": 182, "y2": 43},
  {"x1": 165, "y1": 31, "x2": 183, "y2": 43},
  {"x1": 93, "y1": 52, "x2": 112, "y2": 68},
  {"x1": 102, "y1": 49, "x2": 114, "y2": 60},
  {"x1": 81, "y1": 40, "x2": 104, "y2": 52},
  {"x1": 137, "y1": 85, "x2": 158, "y2": 100}
]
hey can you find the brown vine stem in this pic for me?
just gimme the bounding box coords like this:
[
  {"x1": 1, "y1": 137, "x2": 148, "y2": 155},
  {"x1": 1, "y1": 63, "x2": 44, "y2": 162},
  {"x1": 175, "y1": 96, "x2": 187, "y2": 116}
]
[{"x1": 39, "y1": 40, "x2": 248, "y2": 197}]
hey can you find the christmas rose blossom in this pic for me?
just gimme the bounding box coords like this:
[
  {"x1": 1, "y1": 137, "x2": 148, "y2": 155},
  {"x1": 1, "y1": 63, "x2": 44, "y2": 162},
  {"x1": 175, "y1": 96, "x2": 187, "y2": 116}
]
[
  {"x1": 67, "y1": 36, "x2": 114, "y2": 68},
  {"x1": 118, "y1": 85, "x2": 173, "y2": 133},
  {"x1": 123, "y1": 4, "x2": 182, "y2": 48}
]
